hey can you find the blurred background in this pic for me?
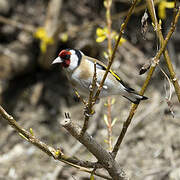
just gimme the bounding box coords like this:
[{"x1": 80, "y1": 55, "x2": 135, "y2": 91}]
[{"x1": 0, "y1": 0, "x2": 180, "y2": 179}]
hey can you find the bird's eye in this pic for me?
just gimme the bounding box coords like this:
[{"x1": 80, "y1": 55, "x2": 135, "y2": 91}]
[{"x1": 63, "y1": 54, "x2": 70, "y2": 60}]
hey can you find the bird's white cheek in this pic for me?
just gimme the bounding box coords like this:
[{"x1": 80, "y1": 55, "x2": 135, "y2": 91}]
[{"x1": 69, "y1": 54, "x2": 79, "y2": 71}]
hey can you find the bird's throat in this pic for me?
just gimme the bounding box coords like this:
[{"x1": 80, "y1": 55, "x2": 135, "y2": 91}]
[{"x1": 63, "y1": 59, "x2": 70, "y2": 68}]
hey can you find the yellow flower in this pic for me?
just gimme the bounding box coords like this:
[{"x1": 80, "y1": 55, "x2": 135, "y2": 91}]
[
  {"x1": 158, "y1": 0, "x2": 175, "y2": 19},
  {"x1": 96, "y1": 27, "x2": 126, "y2": 46},
  {"x1": 60, "y1": 33, "x2": 68, "y2": 42},
  {"x1": 34, "y1": 27, "x2": 54, "y2": 53},
  {"x1": 96, "y1": 27, "x2": 108, "y2": 43}
]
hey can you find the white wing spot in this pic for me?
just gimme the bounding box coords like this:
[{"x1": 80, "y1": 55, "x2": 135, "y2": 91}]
[
  {"x1": 103, "y1": 85, "x2": 108, "y2": 89},
  {"x1": 96, "y1": 82, "x2": 108, "y2": 89}
]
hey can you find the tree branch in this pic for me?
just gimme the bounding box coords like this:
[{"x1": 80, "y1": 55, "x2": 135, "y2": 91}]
[
  {"x1": 106, "y1": 0, "x2": 113, "y2": 152},
  {"x1": 0, "y1": 15, "x2": 35, "y2": 33},
  {"x1": 38, "y1": 0, "x2": 63, "y2": 69},
  {"x1": 0, "y1": 105, "x2": 112, "y2": 180},
  {"x1": 112, "y1": 6, "x2": 180, "y2": 158},
  {"x1": 146, "y1": 0, "x2": 180, "y2": 102},
  {"x1": 80, "y1": 62, "x2": 97, "y2": 136},
  {"x1": 61, "y1": 117, "x2": 127, "y2": 180},
  {"x1": 93, "y1": 0, "x2": 138, "y2": 103}
]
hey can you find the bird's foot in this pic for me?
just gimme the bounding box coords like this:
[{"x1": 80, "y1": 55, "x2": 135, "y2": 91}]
[{"x1": 83, "y1": 107, "x2": 95, "y2": 117}]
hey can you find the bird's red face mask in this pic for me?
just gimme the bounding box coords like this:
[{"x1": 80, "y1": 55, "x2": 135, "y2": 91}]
[{"x1": 52, "y1": 50, "x2": 71, "y2": 68}]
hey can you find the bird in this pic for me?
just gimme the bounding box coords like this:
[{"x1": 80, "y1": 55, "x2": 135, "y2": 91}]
[{"x1": 52, "y1": 49, "x2": 148, "y2": 104}]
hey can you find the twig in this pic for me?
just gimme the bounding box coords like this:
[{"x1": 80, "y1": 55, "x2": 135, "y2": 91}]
[
  {"x1": 112, "y1": 7, "x2": 180, "y2": 158},
  {"x1": 0, "y1": 1, "x2": 159, "y2": 46},
  {"x1": 0, "y1": 15, "x2": 35, "y2": 33},
  {"x1": 80, "y1": 62, "x2": 97, "y2": 136},
  {"x1": 105, "y1": 0, "x2": 113, "y2": 152},
  {"x1": 0, "y1": 105, "x2": 113, "y2": 179},
  {"x1": 112, "y1": 0, "x2": 160, "y2": 20},
  {"x1": 159, "y1": 66, "x2": 173, "y2": 101},
  {"x1": 77, "y1": 167, "x2": 111, "y2": 180},
  {"x1": 106, "y1": 0, "x2": 113, "y2": 56},
  {"x1": 73, "y1": 89, "x2": 86, "y2": 105},
  {"x1": 61, "y1": 117, "x2": 127, "y2": 180},
  {"x1": 172, "y1": 0, "x2": 177, "y2": 22},
  {"x1": 58, "y1": 103, "x2": 104, "y2": 179},
  {"x1": 0, "y1": 105, "x2": 104, "y2": 171},
  {"x1": 107, "y1": 98, "x2": 113, "y2": 151},
  {"x1": 159, "y1": 66, "x2": 175, "y2": 118},
  {"x1": 146, "y1": 0, "x2": 180, "y2": 102},
  {"x1": 93, "y1": 0, "x2": 138, "y2": 103},
  {"x1": 38, "y1": 0, "x2": 63, "y2": 68}
]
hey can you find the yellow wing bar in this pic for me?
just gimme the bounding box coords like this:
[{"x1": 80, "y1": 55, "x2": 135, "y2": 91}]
[{"x1": 109, "y1": 69, "x2": 121, "y2": 81}]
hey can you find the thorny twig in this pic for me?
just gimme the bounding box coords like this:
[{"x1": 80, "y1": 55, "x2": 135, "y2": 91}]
[{"x1": 112, "y1": 6, "x2": 180, "y2": 158}]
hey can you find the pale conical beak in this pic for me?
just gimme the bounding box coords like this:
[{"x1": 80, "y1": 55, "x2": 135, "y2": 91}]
[{"x1": 51, "y1": 57, "x2": 63, "y2": 64}]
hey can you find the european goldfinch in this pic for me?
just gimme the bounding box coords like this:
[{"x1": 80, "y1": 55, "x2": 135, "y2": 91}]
[{"x1": 52, "y1": 49, "x2": 148, "y2": 104}]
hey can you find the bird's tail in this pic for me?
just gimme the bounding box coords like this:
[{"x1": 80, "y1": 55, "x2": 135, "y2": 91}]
[{"x1": 123, "y1": 90, "x2": 148, "y2": 104}]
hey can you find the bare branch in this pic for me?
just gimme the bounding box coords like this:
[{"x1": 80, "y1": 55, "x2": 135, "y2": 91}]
[
  {"x1": 0, "y1": 105, "x2": 104, "y2": 171},
  {"x1": 93, "y1": 0, "x2": 139, "y2": 103},
  {"x1": 105, "y1": 0, "x2": 113, "y2": 152},
  {"x1": 112, "y1": 7, "x2": 180, "y2": 158},
  {"x1": 38, "y1": 0, "x2": 63, "y2": 68},
  {"x1": 146, "y1": 0, "x2": 180, "y2": 102},
  {"x1": 73, "y1": 89, "x2": 87, "y2": 105},
  {"x1": 61, "y1": 117, "x2": 127, "y2": 180},
  {"x1": 0, "y1": 15, "x2": 35, "y2": 33},
  {"x1": 80, "y1": 62, "x2": 97, "y2": 136}
]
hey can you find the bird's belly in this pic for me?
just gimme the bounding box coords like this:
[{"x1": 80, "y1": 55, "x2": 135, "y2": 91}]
[
  {"x1": 69, "y1": 71, "x2": 120, "y2": 98},
  {"x1": 71, "y1": 79, "x2": 114, "y2": 98},
  {"x1": 70, "y1": 73, "x2": 91, "y2": 96}
]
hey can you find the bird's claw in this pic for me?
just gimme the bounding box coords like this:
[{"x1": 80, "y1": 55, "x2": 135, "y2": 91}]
[{"x1": 83, "y1": 108, "x2": 95, "y2": 117}]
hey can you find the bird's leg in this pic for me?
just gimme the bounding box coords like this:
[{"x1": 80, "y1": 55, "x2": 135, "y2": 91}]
[{"x1": 73, "y1": 88, "x2": 86, "y2": 105}]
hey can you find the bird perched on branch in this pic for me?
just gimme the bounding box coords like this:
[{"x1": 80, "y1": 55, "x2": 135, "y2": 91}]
[{"x1": 52, "y1": 49, "x2": 148, "y2": 104}]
